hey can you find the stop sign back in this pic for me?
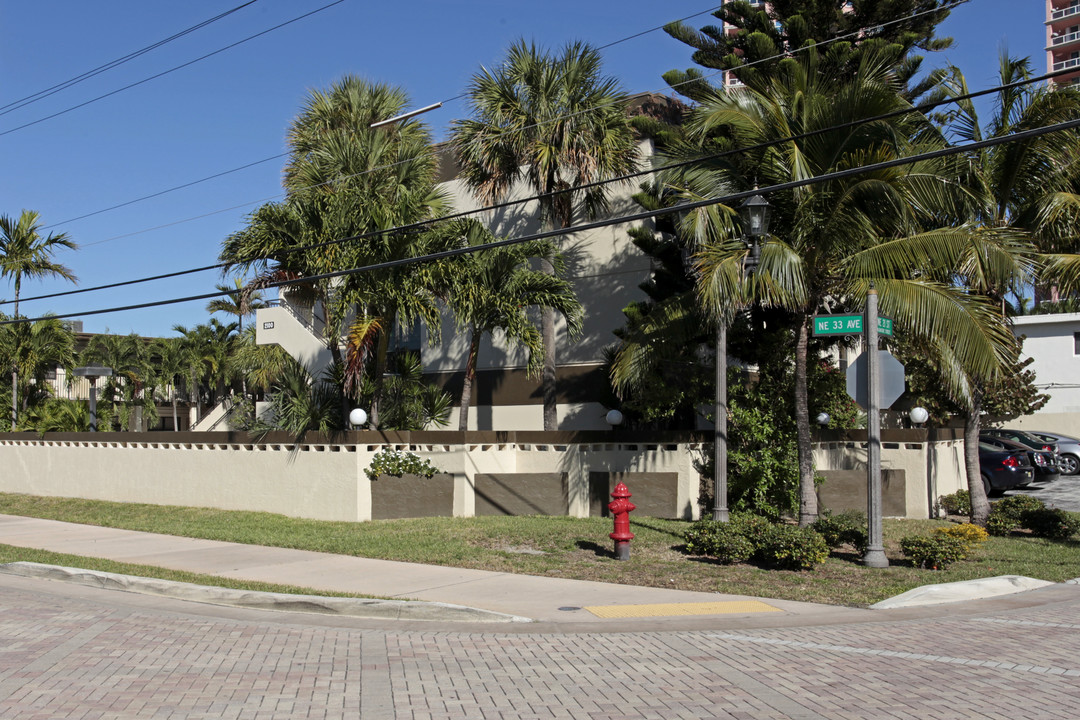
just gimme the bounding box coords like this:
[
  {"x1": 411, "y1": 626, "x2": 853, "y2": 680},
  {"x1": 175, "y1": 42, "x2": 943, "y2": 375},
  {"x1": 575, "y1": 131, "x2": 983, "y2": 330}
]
[{"x1": 846, "y1": 351, "x2": 906, "y2": 409}]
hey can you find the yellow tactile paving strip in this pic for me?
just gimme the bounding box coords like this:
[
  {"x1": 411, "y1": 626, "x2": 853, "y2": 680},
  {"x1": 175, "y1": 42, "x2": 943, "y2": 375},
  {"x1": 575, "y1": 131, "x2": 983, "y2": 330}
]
[{"x1": 584, "y1": 600, "x2": 783, "y2": 618}]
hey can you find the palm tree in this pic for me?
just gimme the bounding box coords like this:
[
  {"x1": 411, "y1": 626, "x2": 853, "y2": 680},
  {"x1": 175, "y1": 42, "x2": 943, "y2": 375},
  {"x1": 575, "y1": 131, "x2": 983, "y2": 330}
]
[
  {"x1": 81, "y1": 332, "x2": 157, "y2": 431},
  {"x1": 907, "y1": 54, "x2": 1080, "y2": 524},
  {"x1": 221, "y1": 76, "x2": 450, "y2": 427},
  {"x1": 444, "y1": 225, "x2": 583, "y2": 430},
  {"x1": 171, "y1": 322, "x2": 238, "y2": 422},
  {"x1": 0, "y1": 210, "x2": 77, "y2": 428},
  {"x1": 150, "y1": 337, "x2": 189, "y2": 432},
  {"x1": 207, "y1": 278, "x2": 266, "y2": 333},
  {"x1": 666, "y1": 47, "x2": 1013, "y2": 526},
  {"x1": 0, "y1": 315, "x2": 76, "y2": 428},
  {"x1": 450, "y1": 39, "x2": 639, "y2": 430}
]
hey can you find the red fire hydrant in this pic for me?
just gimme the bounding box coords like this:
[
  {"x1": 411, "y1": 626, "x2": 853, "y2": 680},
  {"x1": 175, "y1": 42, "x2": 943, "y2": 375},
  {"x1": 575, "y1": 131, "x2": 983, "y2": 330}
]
[{"x1": 608, "y1": 482, "x2": 636, "y2": 561}]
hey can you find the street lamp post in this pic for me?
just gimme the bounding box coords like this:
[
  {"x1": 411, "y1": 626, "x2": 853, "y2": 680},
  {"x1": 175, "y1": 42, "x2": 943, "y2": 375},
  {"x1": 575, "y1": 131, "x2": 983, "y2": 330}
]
[
  {"x1": 73, "y1": 366, "x2": 114, "y2": 432},
  {"x1": 713, "y1": 193, "x2": 770, "y2": 522}
]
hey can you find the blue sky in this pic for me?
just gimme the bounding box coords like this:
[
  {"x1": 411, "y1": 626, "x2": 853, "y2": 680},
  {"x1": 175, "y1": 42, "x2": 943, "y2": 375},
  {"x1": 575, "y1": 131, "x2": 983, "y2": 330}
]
[{"x1": 0, "y1": 0, "x2": 1046, "y2": 337}]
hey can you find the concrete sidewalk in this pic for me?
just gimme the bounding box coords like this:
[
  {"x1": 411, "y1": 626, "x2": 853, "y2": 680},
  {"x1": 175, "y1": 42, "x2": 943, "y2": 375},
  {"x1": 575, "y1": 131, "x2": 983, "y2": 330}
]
[{"x1": 0, "y1": 514, "x2": 1062, "y2": 629}]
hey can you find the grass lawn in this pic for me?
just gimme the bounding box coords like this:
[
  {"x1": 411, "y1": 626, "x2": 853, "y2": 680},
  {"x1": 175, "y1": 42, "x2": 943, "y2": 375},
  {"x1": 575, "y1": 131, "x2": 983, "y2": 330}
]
[{"x1": 0, "y1": 492, "x2": 1076, "y2": 607}]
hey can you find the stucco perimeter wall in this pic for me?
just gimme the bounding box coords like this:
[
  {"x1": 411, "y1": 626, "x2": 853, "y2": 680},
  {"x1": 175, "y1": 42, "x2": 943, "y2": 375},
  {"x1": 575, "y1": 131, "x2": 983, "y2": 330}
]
[
  {"x1": 0, "y1": 431, "x2": 707, "y2": 523},
  {"x1": 812, "y1": 429, "x2": 966, "y2": 519}
]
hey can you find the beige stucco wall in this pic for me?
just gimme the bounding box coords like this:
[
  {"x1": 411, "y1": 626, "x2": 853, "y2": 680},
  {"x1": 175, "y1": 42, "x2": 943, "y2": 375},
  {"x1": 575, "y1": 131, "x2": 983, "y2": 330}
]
[
  {"x1": 0, "y1": 432, "x2": 705, "y2": 522},
  {"x1": 812, "y1": 430, "x2": 966, "y2": 518}
]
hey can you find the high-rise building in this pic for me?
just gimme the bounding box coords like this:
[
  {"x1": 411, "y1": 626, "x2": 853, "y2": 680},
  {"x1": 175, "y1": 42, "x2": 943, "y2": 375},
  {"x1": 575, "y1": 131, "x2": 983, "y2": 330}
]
[{"x1": 1047, "y1": 0, "x2": 1080, "y2": 86}]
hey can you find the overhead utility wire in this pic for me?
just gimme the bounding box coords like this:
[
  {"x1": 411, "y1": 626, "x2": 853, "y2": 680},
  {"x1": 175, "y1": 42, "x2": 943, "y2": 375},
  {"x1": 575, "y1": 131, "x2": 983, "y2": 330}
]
[
  {"x1": 43, "y1": 4, "x2": 726, "y2": 233},
  {"x1": 8, "y1": 114, "x2": 1080, "y2": 327},
  {"x1": 44, "y1": 0, "x2": 963, "y2": 239},
  {"x1": 8, "y1": 63, "x2": 1067, "y2": 309},
  {"x1": 0, "y1": 1, "x2": 259, "y2": 117},
  {"x1": 0, "y1": 0, "x2": 345, "y2": 139}
]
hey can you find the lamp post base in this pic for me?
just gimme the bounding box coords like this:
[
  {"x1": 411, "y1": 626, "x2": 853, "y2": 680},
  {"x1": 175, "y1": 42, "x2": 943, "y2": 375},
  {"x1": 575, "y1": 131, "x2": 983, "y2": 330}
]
[{"x1": 861, "y1": 548, "x2": 889, "y2": 568}]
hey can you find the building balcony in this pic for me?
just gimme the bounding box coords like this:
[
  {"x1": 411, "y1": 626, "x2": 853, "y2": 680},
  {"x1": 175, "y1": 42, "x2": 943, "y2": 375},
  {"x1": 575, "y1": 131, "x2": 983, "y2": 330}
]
[
  {"x1": 1054, "y1": 56, "x2": 1080, "y2": 72},
  {"x1": 1050, "y1": 5, "x2": 1080, "y2": 23},
  {"x1": 1051, "y1": 30, "x2": 1080, "y2": 49}
]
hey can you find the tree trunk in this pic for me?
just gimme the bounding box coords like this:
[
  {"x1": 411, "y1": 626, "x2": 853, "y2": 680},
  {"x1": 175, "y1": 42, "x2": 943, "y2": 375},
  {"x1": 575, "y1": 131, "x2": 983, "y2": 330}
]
[
  {"x1": 370, "y1": 309, "x2": 396, "y2": 429},
  {"x1": 458, "y1": 328, "x2": 481, "y2": 431},
  {"x1": 965, "y1": 392, "x2": 990, "y2": 526},
  {"x1": 172, "y1": 395, "x2": 179, "y2": 432},
  {"x1": 10, "y1": 286, "x2": 19, "y2": 430},
  {"x1": 794, "y1": 315, "x2": 818, "y2": 526}
]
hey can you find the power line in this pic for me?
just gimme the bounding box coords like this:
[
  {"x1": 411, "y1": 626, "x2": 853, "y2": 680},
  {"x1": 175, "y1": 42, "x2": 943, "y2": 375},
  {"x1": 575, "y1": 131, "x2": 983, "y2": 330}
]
[
  {"x1": 36, "y1": 1, "x2": 964, "y2": 243},
  {"x1": 0, "y1": 0, "x2": 345, "y2": 139},
  {"x1": 0, "y1": 1, "x2": 260, "y2": 118},
  {"x1": 7, "y1": 113, "x2": 1079, "y2": 327},
  {"x1": 8, "y1": 63, "x2": 1070, "y2": 310}
]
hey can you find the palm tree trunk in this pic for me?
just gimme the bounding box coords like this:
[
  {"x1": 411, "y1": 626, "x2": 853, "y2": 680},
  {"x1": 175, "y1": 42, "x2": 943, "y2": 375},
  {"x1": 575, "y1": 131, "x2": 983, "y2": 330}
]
[
  {"x1": 794, "y1": 314, "x2": 818, "y2": 526},
  {"x1": 370, "y1": 309, "x2": 396, "y2": 429},
  {"x1": 172, "y1": 393, "x2": 179, "y2": 432},
  {"x1": 458, "y1": 328, "x2": 481, "y2": 431},
  {"x1": 965, "y1": 392, "x2": 990, "y2": 526},
  {"x1": 541, "y1": 206, "x2": 559, "y2": 431},
  {"x1": 11, "y1": 285, "x2": 19, "y2": 430}
]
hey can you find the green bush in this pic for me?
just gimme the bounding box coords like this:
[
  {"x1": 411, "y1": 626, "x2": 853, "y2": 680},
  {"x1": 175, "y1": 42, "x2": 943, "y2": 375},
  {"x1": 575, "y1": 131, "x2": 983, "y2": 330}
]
[
  {"x1": 364, "y1": 449, "x2": 443, "y2": 482},
  {"x1": 757, "y1": 524, "x2": 829, "y2": 570},
  {"x1": 937, "y1": 490, "x2": 970, "y2": 516},
  {"x1": 683, "y1": 520, "x2": 756, "y2": 564},
  {"x1": 726, "y1": 512, "x2": 773, "y2": 552},
  {"x1": 811, "y1": 510, "x2": 868, "y2": 553},
  {"x1": 986, "y1": 495, "x2": 1046, "y2": 536},
  {"x1": 1021, "y1": 507, "x2": 1080, "y2": 540},
  {"x1": 900, "y1": 534, "x2": 969, "y2": 569}
]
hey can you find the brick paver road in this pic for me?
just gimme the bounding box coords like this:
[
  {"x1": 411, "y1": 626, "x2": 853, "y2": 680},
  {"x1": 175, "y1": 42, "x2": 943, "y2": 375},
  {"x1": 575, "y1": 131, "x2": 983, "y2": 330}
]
[{"x1": 2, "y1": 574, "x2": 1079, "y2": 719}]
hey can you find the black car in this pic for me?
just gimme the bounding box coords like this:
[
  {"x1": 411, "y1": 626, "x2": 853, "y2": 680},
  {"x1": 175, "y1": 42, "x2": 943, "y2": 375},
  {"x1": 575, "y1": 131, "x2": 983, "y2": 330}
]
[
  {"x1": 983, "y1": 428, "x2": 1060, "y2": 458},
  {"x1": 978, "y1": 441, "x2": 1034, "y2": 496},
  {"x1": 979, "y1": 434, "x2": 1060, "y2": 484}
]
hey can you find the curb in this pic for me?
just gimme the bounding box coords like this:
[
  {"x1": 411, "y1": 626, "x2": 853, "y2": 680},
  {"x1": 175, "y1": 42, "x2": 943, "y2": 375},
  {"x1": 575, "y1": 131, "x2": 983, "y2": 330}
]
[{"x1": 0, "y1": 562, "x2": 533, "y2": 624}]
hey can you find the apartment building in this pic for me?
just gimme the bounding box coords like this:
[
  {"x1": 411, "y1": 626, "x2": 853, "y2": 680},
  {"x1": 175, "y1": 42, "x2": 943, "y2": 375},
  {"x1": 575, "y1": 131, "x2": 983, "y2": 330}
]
[{"x1": 1048, "y1": 0, "x2": 1080, "y2": 86}]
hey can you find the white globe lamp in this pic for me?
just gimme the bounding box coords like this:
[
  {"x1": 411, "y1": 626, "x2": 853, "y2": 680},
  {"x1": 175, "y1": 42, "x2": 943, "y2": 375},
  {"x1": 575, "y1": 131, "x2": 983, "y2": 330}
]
[{"x1": 349, "y1": 408, "x2": 368, "y2": 428}]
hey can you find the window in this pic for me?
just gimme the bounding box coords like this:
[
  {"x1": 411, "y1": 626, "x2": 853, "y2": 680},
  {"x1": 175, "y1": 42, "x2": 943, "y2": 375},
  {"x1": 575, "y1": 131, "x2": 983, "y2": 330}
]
[{"x1": 1074, "y1": 332, "x2": 1080, "y2": 355}]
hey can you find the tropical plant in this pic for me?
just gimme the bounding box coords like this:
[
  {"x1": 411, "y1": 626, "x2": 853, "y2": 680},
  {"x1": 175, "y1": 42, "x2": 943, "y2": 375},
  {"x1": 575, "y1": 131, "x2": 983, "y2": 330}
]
[
  {"x1": 444, "y1": 224, "x2": 583, "y2": 430},
  {"x1": 663, "y1": 0, "x2": 954, "y2": 101},
  {"x1": 21, "y1": 398, "x2": 90, "y2": 434},
  {"x1": 359, "y1": 351, "x2": 453, "y2": 431},
  {"x1": 80, "y1": 332, "x2": 158, "y2": 431},
  {"x1": 0, "y1": 210, "x2": 77, "y2": 428},
  {"x1": 913, "y1": 54, "x2": 1080, "y2": 525},
  {"x1": 0, "y1": 315, "x2": 76, "y2": 428},
  {"x1": 663, "y1": 46, "x2": 1013, "y2": 526},
  {"x1": 450, "y1": 39, "x2": 639, "y2": 430},
  {"x1": 221, "y1": 76, "x2": 450, "y2": 428},
  {"x1": 206, "y1": 278, "x2": 266, "y2": 333}
]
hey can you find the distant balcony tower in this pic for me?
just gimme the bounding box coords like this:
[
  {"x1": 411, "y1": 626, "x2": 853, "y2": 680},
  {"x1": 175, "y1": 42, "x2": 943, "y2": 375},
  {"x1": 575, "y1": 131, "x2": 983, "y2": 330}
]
[{"x1": 1048, "y1": 0, "x2": 1080, "y2": 86}]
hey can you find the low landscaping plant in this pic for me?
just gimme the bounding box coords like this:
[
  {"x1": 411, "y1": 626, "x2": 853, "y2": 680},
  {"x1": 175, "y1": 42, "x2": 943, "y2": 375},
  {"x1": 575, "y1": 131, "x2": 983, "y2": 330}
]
[
  {"x1": 683, "y1": 514, "x2": 827, "y2": 570},
  {"x1": 937, "y1": 490, "x2": 970, "y2": 517},
  {"x1": 900, "y1": 534, "x2": 970, "y2": 570},
  {"x1": 986, "y1": 495, "x2": 1046, "y2": 536},
  {"x1": 364, "y1": 449, "x2": 443, "y2": 482},
  {"x1": 683, "y1": 519, "x2": 755, "y2": 564},
  {"x1": 811, "y1": 510, "x2": 868, "y2": 554},
  {"x1": 1021, "y1": 507, "x2": 1080, "y2": 541},
  {"x1": 934, "y1": 522, "x2": 989, "y2": 548},
  {"x1": 757, "y1": 523, "x2": 829, "y2": 570}
]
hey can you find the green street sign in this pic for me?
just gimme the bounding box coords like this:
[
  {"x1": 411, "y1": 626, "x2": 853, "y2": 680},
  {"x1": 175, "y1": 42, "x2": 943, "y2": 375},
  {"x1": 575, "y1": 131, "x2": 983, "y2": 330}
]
[{"x1": 813, "y1": 314, "x2": 893, "y2": 337}]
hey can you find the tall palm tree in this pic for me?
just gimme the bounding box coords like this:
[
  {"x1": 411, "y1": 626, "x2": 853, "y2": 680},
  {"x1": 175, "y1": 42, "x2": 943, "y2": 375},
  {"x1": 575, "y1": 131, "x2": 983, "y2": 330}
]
[
  {"x1": 0, "y1": 210, "x2": 77, "y2": 428},
  {"x1": 667, "y1": 47, "x2": 1013, "y2": 526},
  {"x1": 444, "y1": 225, "x2": 583, "y2": 431},
  {"x1": 910, "y1": 54, "x2": 1080, "y2": 524},
  {"x1": 81, "y1": 332, "x2": 156, "y2": 431},
  {"x1": 450, "y1": 39, "x2": 639, "y2": 430},
  {"x1": 207, "y1": 278, "x2": 266, "y2": 334},
  {"x1": 221, "y1": 76, "x2": 449, "y2": 428},
  {"x1": 150, "y1": 337, "x2": 189, "y2": 432},
  {"x1": 0, "y1": 315, "x2": 76, "y2": 428}
]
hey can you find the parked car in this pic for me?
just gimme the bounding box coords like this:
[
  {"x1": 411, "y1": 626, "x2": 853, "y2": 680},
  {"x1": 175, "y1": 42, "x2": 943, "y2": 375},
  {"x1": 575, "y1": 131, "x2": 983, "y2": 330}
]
[
  {"x1": 979, "y1": 434, "x2": 1060, "y2": 484},
  {"x1": 978, "y1": 442, "x2": 1035, "y2": 496},
  {"x1": 983, "y1": 428, "x2": 1060, "y2": 457},
  {"x1": 1029, "y1": 431, "x2": 1080, "y2": 476}
]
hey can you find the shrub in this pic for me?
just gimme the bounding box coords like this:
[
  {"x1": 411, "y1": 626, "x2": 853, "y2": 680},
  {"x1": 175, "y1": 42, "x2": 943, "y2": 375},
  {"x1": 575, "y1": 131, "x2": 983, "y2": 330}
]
[
  {"x1": 1021, "y1": 507, "x2": 1080, "y2": 541},
  {"x1": 365, "y1": 449, "x2": 443, "y2": 482},
  {"x1": 935, "y1": 522, "x2": 989, "y2": 549},
  {"x1": 757, "y1": 524, "x2": 829, "y2": 570},
  {"x1": 683, "y1": 520, "x2": 755, "y2": 564},
  {"x1": 811, "y1": 510, "x2": 868, "y2": 554},
  {"x1": 726, "y1": 512, "x2": 773, "y2": 552},
  {"x1": 986, "y1": 495, "x2": 1046, "y2": 536},
  {"x1": 900, "y1": 534, "x2": 969, "y2": 569},
  {"x1": 937, "y1": 490, "x2": 970, "y2": 516}
]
